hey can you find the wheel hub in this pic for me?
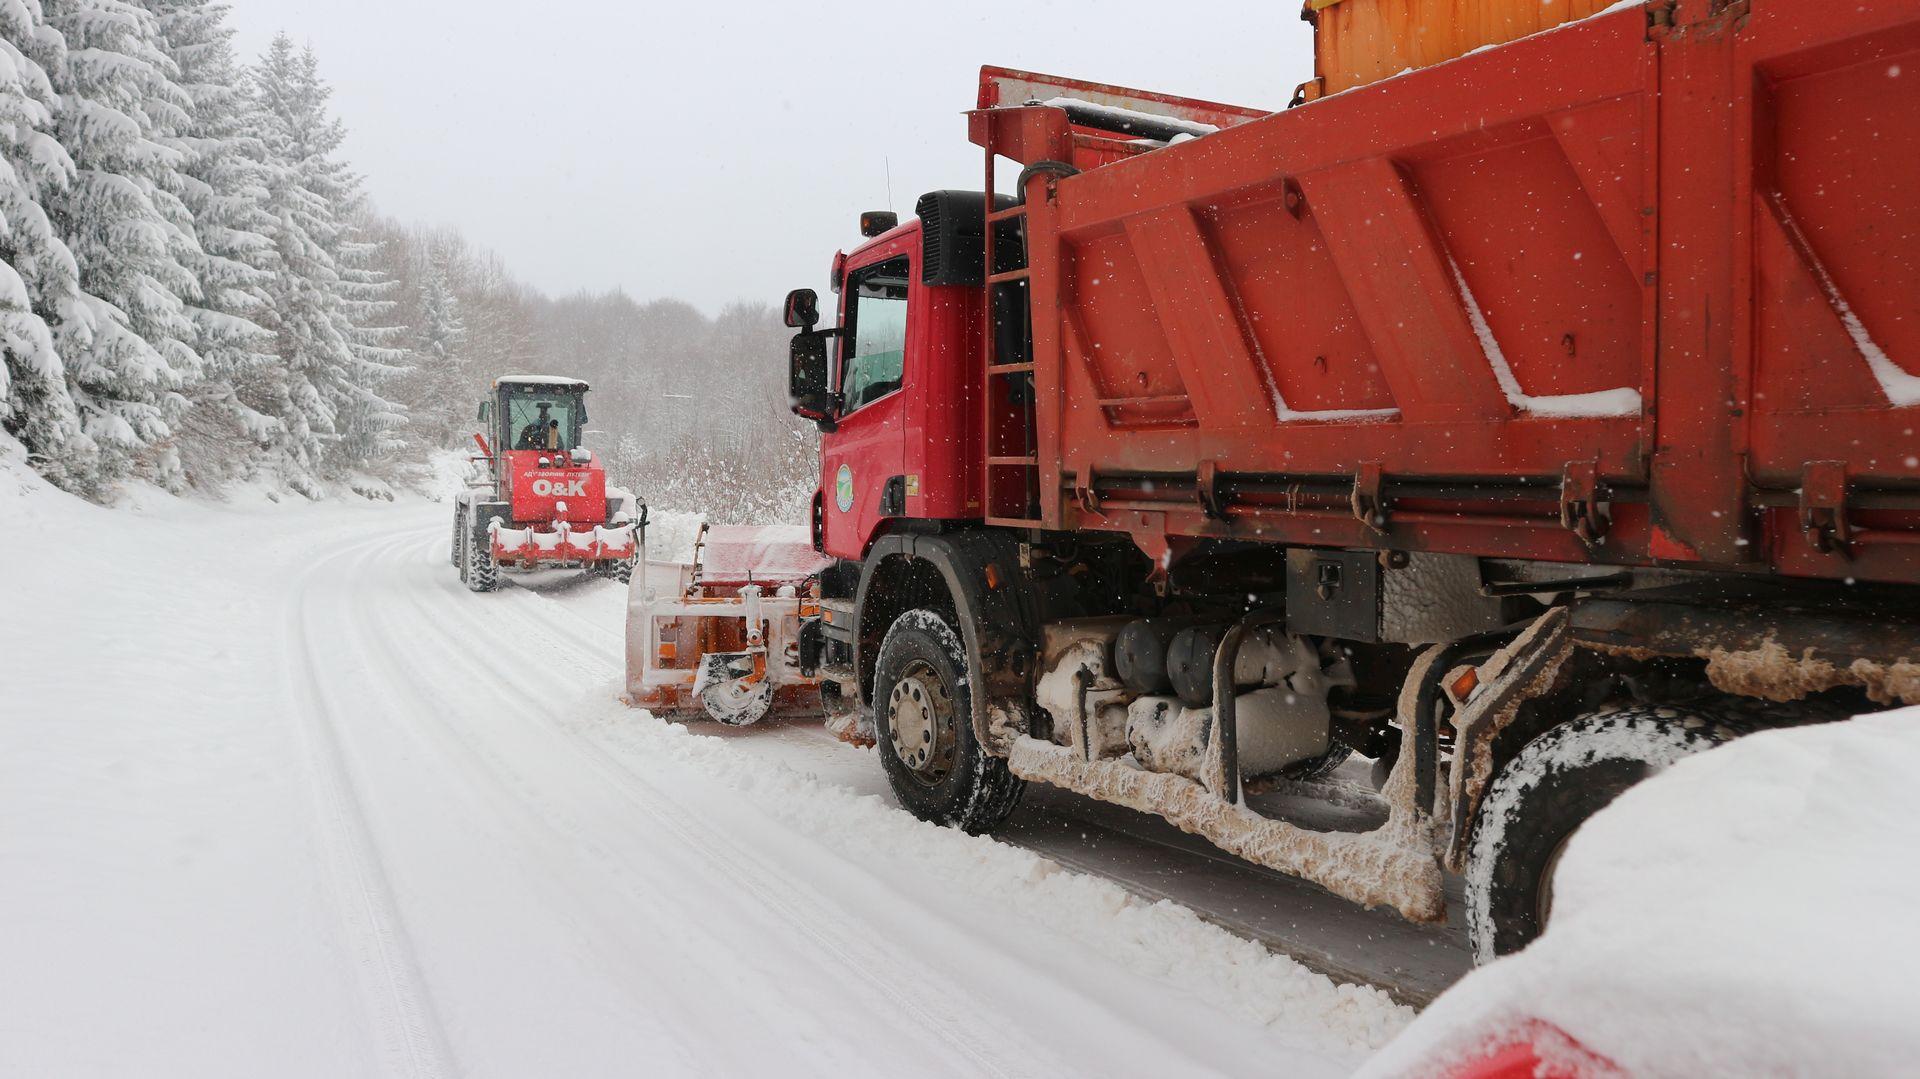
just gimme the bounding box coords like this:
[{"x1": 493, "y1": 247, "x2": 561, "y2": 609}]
[{"x1": 887, "y1": 663, "x2": 955, "y2": 783}]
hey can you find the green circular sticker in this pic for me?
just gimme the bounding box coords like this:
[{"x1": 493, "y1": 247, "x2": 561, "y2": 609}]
[{"x1": 835, "y1": 463, "x2": 854, "y2": 513}]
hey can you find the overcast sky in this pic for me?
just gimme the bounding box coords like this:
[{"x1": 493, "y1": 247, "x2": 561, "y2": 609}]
[{"x1": 226, "y1": 2, "x2": 1317, "y2": 314}]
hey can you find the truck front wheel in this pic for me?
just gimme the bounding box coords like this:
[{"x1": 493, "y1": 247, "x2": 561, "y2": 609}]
[
  {"x1": 872, "y1": 610, "x2": 1023, "y2": 835},
  {"x1": 1466, "y1": 706, "x2": 1735, "y2": 963}
]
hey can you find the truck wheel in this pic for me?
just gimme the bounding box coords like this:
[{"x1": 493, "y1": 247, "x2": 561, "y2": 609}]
[
  {"x1": 872, "y1": 610, "x2": 1024, "y2": 835},
  {"x1": 464, "y1": 510, "x2": 499, "y2": 593},
  {"x1": 450, "y1": 507, "x2": 464, "y2": 568},
  {"x1": 1466, "y1": 706, "x2": 1736, "y2": 963}
]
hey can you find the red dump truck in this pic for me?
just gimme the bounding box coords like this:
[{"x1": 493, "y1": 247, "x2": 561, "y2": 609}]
[{"x1": 781, "y1": 0, "x2": 1920, "y2": 963}]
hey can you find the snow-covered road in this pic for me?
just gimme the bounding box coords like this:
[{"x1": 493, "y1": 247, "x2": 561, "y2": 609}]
[{"x1": 1, "y1": 473, "x2": 1419, "y2": 1076}]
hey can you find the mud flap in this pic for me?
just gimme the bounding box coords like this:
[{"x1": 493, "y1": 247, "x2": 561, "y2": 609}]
[{"x1": 1443, "y1": 608, "x2": 1576, "y2": 873}]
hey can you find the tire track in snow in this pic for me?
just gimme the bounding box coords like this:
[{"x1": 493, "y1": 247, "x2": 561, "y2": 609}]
[
  {"x1": 369, "y1": 529, "x2": 1058, "y2": 1078},
  {"x1": 284, "y1": 531, "x2": 457, "y2": 1079}
]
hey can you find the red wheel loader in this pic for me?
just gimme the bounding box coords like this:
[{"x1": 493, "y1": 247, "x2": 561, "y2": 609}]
[{"x1": 453, "y1": 375, "x2": 643, "y2": 592}]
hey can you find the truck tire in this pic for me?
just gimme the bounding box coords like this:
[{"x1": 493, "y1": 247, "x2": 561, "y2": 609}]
[
  {"x1": 872, "y1": 610, "x2": 1024, "y2": 835},
  {"x1": 450, "y1": 507, "x2": 464, "y2": 568},
  {"x1": 464, "y1": 509, "x2": 499, "y2": 593},
  {"x1": 1466, "y1": 706, "x2": 1736, "y2": 963}
]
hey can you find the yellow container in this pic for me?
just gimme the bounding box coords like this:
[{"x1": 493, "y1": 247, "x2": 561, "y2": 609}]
[{"x1": 1296, "y1": 0, "x2": 1629, "y2": 101}]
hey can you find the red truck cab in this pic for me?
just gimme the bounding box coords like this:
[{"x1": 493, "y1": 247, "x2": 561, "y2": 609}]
[{"x1": 798, "y1": 213, "x2": 984, "y2": 561}]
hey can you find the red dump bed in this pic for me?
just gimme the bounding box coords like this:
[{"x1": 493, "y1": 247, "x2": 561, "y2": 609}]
[{"x1": 973, "y1": 0, "x2": 1920, "y2": 585}]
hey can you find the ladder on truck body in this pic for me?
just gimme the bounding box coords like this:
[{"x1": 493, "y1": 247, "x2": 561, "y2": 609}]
[{"x1": 979, "y1": 135, "x2": 1041, "y2": 527}]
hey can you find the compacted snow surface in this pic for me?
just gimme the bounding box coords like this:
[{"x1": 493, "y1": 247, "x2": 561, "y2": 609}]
[{"x1": 0, "y1": 444, "x2": 1408, "y2": 1076}]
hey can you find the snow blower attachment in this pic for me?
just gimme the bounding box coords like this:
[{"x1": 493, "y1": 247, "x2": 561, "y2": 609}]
[
  {"x1": 625, "y1": 524, "x2": 832, "y2": 725},
  {"x1": 453, "y1": 376, "x2": 642, "y2": 592}
]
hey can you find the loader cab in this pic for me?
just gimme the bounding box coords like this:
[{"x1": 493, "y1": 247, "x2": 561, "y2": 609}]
[
  {"x1": 481, "y1": 375, "x2": 608, "y2": 526},
  {"x1": 786, "y1": 195, "x2": 1001, "y2": 561},
  {"x1": 488, "y1": 378, "x2": 589, "y2": 455}
]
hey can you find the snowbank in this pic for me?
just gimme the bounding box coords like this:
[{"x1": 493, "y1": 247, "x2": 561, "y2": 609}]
[{"x1": 1363, "y1": 709, "x2": 1920, "y2": 1077}]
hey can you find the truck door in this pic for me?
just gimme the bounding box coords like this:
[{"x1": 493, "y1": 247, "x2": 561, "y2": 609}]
[{"x1": 820, "y1": 252, "x2": 912, "y2": 559}]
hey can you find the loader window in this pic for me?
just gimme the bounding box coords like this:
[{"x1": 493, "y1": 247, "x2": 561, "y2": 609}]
[
  {"x1": 841, "y1": 257, "x2": 910, "y2": 414},
  {"x1": 507, "y1": 391, "x2": 580, "y2": 451}
]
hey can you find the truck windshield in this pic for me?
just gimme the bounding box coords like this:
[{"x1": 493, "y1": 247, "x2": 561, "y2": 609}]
[
  {"x1": 507, "y1": 390, "x2": 582, "y2": 451},
  {"x1": 842, "y1": 257, "x2": 910, "y2": 412}
]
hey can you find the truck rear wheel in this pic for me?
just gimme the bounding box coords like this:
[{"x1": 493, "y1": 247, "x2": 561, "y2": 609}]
[
  {"x1": 1466, "y1": 706, "x2": 1735, "y2": 963},
  {"x1": 872, "y1": 610, "x2": 1023, "y2": 835}
]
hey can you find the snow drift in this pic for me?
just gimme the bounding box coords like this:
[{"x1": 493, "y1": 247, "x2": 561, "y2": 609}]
[{"x1": 1364, "y1": 708, "x2": 1920, "y2": 1077}]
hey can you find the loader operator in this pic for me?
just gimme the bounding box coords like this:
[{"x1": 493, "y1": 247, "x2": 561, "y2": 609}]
[{"x1": 516, "y1": 403, "x2": 565, "y2": 451}]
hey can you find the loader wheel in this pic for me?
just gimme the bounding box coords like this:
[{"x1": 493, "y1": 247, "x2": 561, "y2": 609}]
[
  {"x1": 872, "y1": 610, "x2": 1023, "y2": 835},
  {"x1": 1466, "y1": 706, "x2": 1736, "y2": 963},
  {"x1": 464, "y1": 511, "x2": 499, "y2": 593},
  {"x1": 451, "y1": 507, "x2": 464, "y2": 568}
]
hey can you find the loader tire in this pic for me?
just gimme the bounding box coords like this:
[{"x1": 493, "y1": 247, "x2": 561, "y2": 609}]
[
  {"x1": 1466, "y1": 706, "x2": 1736, "y2": 963},
  {"x1": 451, "y1": 507, "x2": 464, "y2": 568},
  {"x1": 872, "y1": 610, "x2": 1024, "y2": 835},
  {"x1": 464, "y1": 510, "x2": 499, "y2": 593},
  {"x1": 590, "y1": 554, "x2": 635, "y2": 584}
]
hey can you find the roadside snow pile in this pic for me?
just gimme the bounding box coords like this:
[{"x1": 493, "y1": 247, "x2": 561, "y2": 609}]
[
  {"x1": 1363, "y1": 708, "x2": 1920, "y2": 1078},
  {"x1": 578, "y1": 689, "x2": 1413, "y2": 1064},
  {"x1": 643, "y1": 508, "x2": 706, "y2": 562}
]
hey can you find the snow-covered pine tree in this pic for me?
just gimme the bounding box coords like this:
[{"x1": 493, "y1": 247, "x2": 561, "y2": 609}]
[
  {"x1": 416, "y1": 244, "x2": 464, "y2": 375},
  {"x1": 404, "y1": 237, "x2": 467, "y2": 445},
  {"x1": 332, "y1": 210, "x2": 408, "y2": 472},
  {"x1": 150, "y1": 0, "x2": 278, "y2": 489},
  {"x1": 0, "y1": 0, "x2": 95, "y2": 488},
  {"x1": 247, "y1": 34, "x2": 405, "y2": 494},
  {"x1": 41, "y1": 0, "x2": 204, "y2": 492}
]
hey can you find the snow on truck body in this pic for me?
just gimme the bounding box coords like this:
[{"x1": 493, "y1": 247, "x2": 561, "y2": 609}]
[{"x1": 771, "y1": 0, "x2": 1920, "y2": 966}]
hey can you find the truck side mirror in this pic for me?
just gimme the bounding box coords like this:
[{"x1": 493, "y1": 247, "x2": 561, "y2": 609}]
[
  {"x1": 783, "y1": 288, "x2": 819, "y2": 330},
  {"x1": 789, "y1": 331, "x2": 835, "y2": 429},
  {"x1": 477, "y1": 400, "x2": 490, "y2": 423},
  {"x1": 859, "y1": 210, "x2": 899, "y2": 238}
]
